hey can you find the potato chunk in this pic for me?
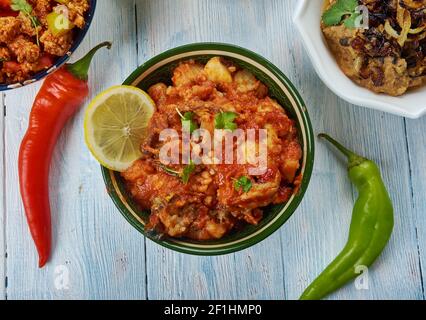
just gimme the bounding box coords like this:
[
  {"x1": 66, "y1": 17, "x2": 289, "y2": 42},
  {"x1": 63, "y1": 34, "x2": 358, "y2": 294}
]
[
  {"x1": 234, "y1": 69, "x2": 258, "y2": 93},
  {"x1": 204, "y1": 57, "x2": 232, "y2": 84},
  {"x1": 172, "y1": 60, "x2": 204, "y2": 87}
]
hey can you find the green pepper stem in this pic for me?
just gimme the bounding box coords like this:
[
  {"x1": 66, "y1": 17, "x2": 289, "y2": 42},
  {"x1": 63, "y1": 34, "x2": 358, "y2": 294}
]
[
  {"x1": 66, "y1": 41, "x2": 112, "y2": 81},
  {"x1": 319, "y1": 134, "x2": 365, "y2": 168}
]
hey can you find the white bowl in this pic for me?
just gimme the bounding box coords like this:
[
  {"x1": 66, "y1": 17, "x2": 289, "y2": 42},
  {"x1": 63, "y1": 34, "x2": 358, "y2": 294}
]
[{"x1": 293, "y1": 0, "x2": 426, "y2": 119}]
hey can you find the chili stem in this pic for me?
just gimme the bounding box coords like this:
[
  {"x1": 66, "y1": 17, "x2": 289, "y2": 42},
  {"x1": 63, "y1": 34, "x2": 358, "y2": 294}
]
[
  {"x1": 318, "y1": 133, "x2": 366, "y2": 168},
  {"x1": 66, "y1": 41, "x2": 112, "y2": 80}
]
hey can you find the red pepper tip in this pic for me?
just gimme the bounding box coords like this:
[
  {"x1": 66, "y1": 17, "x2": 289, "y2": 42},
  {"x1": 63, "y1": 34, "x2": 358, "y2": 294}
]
[{"x1": 38, "y1": 256, "x2": 48, "y2": 268}]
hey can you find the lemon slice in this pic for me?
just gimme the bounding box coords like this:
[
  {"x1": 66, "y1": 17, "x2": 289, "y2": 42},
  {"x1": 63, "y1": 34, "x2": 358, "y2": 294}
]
[{"x1": 84, "y1": 85, "x2": 155, "y2": 171}]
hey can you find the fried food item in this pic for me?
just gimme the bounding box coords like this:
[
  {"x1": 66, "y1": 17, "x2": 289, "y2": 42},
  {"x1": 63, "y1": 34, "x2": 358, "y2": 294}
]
[
  {"x1": 122, "y1": 57, "x2": 303, "y2": 241},
  {"x1": 322, "y1": 0, "x2": 426, "y2": 96},
  {"x1": 40, "y1": 30, "x2": 73, "y2": 56},
  {"x1": 0, "y1": 0, "x2": 90, "y2": 84}
]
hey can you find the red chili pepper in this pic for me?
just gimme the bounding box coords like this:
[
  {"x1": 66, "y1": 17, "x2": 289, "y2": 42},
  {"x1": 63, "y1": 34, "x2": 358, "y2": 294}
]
[{"x1": 19, "y1": 42, "x2": 111, "y2": 268}]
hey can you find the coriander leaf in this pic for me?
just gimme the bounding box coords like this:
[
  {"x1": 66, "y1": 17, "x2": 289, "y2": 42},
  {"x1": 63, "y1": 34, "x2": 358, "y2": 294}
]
[
  {"x1": 11, "y1": 0, "x2": 32, "y2": 14},
  {"x1": 215, "y1": 111, "x2": 238, "y2": 131},
  {"x1": 322, "y1": 0, "x2": 360, "y2": 28},
  {"x1": 160, "y1": 162, "x2": 196, "y2": 184},
  {"x1": 11, "y1": 0, "x2": 40, "y2": 46},
  {"x1": 182, "y1": 112, "x2": 198, "y2": 134},
  {"x1": 234, "y1": 176, "x2": 253, "y2": 193},
  {"x1": 344, "y1": 12, "x2": 360, "y2": 29},
  {"x1": 181, "y1": 162, "x2": 196, "y2": 184},
  {"x1": 338, "y1": 0, "x2": 359, "y2": 12},
  {"x1": 322, "y1": 6, "x2": 347, "y2": 26},
  {"x1": 176, "y1": 108, "x2": 198, "y2": 134}
]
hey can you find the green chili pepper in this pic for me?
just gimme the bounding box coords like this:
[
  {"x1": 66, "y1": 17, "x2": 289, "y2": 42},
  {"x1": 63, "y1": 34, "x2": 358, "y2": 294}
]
[{"x1": 300, "y1": 134, "x2": 394, "y2": 300}]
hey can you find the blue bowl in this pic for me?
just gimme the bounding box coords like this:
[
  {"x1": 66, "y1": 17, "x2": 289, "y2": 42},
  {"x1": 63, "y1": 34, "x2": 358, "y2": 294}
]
[{"x1": 0, "y1": 0, "x2": 97, "y2": 91}]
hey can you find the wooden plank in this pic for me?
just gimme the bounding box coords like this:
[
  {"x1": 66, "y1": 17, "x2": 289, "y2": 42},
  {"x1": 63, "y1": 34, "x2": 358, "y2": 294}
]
[
  {"x1": 285, "y1": 106, "x2": 424, "y2": 300},
  {"x1": 405, "y1": 118, "x2": 426, "y2": 299},
  {"x1": 4, "y1": 0, "x2": 147, "y2": 299},
  {"x1": 270, "y1": 0, "x2": 356, "y2": 299},
  {"x1": 0, "y1": 93, "x2": 5, "y2": 300},
  {"x1": 281, "y1": 0, "x2": 423, "y2": 300}
]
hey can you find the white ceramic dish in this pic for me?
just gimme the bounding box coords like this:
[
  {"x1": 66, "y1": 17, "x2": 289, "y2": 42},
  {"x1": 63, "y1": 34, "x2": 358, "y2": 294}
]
[{"x1": 293, "y1": 0, "x2": 426, "y2": 119}]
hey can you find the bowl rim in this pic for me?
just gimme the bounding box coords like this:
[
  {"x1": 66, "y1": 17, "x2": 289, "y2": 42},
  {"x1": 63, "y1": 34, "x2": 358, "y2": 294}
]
[
  {"x1": 0, "y1": 0, "x2": 97, "y2": 91},
  {"x1": 102, "y1": 42, "x2": 315, "y2": 256},
  {"x1": 293, "y1": 0, "x2": 426, "y2": 119}
]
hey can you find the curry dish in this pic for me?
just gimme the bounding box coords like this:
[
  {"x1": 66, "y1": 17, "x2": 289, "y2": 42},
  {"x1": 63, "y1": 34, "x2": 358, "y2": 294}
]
[
  {"x1": 121, "y1": 57, "x2": 303, "y2": 241},
  {"x1": 322, "y1": 0, "x2": 426, "y2": 96},
  {"x1": 0, "y1": 0, "x2": 90, "y2": 84}
]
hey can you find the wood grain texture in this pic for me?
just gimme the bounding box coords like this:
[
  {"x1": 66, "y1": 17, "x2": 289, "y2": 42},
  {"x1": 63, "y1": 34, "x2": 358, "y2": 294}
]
[
  {"x1": 0, "y1": 0, "x2": 425, "y2": 300},
  {"x1": 405, "y1": 118, "x2": 426, "y2": 298},
  {"x1": 4, "y1": 0, "x2": 147, "y2": 300},
  {"x1": 0, "y1": 93, "x2": 5, "y2": 300},
  {"x1": 280, "y1": 0, "x2": 424, "y2": 300}
]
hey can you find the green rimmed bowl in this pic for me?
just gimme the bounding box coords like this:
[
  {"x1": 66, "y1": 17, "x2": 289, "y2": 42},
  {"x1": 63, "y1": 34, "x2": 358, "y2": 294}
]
[{"x1": 102, "y1": 43, "x2": 315, "y2": 255}]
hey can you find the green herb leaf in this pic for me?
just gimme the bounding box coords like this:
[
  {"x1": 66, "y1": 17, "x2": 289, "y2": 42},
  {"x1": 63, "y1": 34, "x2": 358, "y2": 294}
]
[
  {"x1": 181, "y1": 162, "x2": 196, "y2": 184},
  {"x1": 160, "y1": 164, "x2": 180, "y2": 177},
  {"x1": 176, "y1": 108, "x2": 198, "y2": 134},
  {"x1": 343, "y1": 12, "x2": 360, "y2": 29},
  {"x1": 11, "y1": 0, "x2": 32, "y2": 14},
  {"x1": 215, "y1": 111, "x2": 238, "y2": 131},
  {"x1": 161, "y1": 162, "x2": 196, "y2": 184},
  {"x1": 11, "y1": 0, "x2": 40, "y2": 46},
  {"x1": 31, "y1": 15, "x2": 41, "y2": 27},
  {"x1": 182, "y1": 112, "x2": 198, "y2": 134},
  {"x1": 322, "y1": 0, "x2": 360, "y2": 28},
  {"x1": 234, "y1": 176, "x2": 253, "y2": 193}
]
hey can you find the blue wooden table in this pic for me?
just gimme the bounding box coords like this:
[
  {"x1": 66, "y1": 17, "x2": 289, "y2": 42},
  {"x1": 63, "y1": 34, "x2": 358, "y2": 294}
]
[{"x1": 1, "y1": 0, "x2": 425, "y2": 300}]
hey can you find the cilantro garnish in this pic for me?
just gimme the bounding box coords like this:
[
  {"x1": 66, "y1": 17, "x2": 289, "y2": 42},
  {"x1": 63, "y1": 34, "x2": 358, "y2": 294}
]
[
  {"x1": 176, "y1": 108, "x2": 198, "y2": 134},
  {"x1": 160, "y1": 162, "x2": 196, "y2": 185},
  {"x1": 10, "y1": 0, "x2": 32, "y2": 13},
  {"x1": 234, "y1": 176, "x2": 253, "y2": 193},
  {"x1": 181, "y1": 162, "x2": 196, "y2": 184},
  {"x1": 322, "y1": 0, "x2": 360, "y2": 29},
  {"x1": 214, "y1": 111, "x2": 238, "y2": 131},
  {"x1": 160, "y1": 165, "x2": 180, "y2": 177},
  {"x1": 11, "y1": 0, "x2": 41, "y2": 46}
]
